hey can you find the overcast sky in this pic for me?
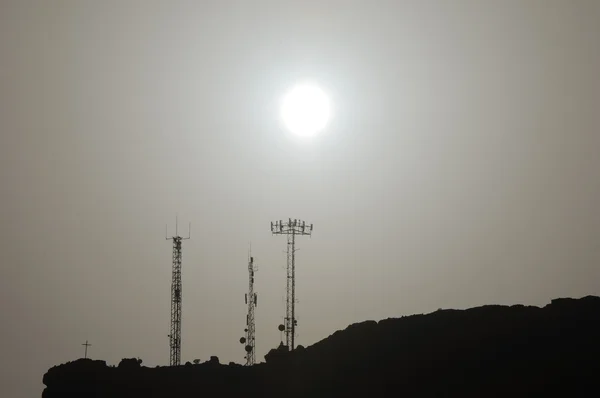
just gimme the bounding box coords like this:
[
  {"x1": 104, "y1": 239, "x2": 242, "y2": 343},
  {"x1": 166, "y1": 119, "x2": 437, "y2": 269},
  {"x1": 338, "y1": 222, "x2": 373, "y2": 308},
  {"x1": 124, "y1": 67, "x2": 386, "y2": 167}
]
[{"x1": 1, "y1": 1, "x2": 599, "y2": 397}]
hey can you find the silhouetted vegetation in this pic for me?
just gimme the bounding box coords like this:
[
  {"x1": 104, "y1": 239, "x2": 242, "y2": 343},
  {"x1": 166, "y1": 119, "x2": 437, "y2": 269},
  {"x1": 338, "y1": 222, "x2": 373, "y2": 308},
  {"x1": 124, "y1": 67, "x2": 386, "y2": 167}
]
[{"x1": 43, "y1": 296, "x2": 600, "y2": 397}]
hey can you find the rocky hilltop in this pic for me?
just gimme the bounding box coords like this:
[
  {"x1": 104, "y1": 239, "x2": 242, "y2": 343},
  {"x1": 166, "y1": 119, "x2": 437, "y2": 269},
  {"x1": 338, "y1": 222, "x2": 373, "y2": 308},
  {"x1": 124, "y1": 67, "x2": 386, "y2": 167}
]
[{"x1": 43, "y1": 296, "x2": 600, "y2": 397}]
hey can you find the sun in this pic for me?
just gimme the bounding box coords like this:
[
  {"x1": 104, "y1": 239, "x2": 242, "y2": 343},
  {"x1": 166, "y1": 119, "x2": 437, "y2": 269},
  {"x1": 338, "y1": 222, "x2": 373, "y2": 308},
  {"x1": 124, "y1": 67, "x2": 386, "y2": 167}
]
[{"x1": 281, "y1": 83, "x2": 331, "y2": 137}]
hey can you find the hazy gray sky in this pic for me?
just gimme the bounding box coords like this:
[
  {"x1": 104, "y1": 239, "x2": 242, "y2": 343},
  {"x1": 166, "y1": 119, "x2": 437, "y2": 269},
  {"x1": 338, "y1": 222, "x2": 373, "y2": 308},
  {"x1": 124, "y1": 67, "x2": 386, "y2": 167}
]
[{"x1": 1, "y1": 1, "x2": 599, "y2": 396}]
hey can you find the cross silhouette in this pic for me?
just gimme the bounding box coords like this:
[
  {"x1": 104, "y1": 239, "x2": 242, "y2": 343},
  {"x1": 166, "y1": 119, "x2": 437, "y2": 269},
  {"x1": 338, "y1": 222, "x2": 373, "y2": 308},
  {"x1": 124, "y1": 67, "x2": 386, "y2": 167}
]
[{"x1": 82, "y1": 340, "x2": 91, "y2": 359}]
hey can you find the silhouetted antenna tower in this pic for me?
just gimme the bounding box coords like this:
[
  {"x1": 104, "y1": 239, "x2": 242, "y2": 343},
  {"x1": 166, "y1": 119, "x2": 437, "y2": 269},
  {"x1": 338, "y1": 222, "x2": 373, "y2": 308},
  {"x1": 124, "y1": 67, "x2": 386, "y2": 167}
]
[
  {"x1": 240, "y1": 247, "x2": 258, "y2": 365},
  {"x1": 271, "y1": 219, "x2": 313, "y2": 351},
  {"x1": 166, "y1": 217, "x2": 190, "y2": 366}
]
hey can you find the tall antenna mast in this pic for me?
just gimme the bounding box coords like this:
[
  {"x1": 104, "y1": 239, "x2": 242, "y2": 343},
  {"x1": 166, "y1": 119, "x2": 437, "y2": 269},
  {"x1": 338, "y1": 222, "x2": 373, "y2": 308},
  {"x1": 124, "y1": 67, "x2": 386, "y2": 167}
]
[
  {"x1": 166, "y1": 216, "x2": 190, "y2": 366},
  {"x1": 240, "y1": 246, "x2": 258, "y2": 365},
  {"x1": 270, "y1": 219, "x2": 313, "y2": 351}
]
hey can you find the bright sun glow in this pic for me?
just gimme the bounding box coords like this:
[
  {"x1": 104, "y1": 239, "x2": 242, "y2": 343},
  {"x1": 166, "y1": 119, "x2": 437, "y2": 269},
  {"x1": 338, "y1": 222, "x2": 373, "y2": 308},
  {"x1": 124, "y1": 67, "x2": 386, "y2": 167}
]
[{"x1": 281, "y1": 83, "x2": 331, "y2": 137}]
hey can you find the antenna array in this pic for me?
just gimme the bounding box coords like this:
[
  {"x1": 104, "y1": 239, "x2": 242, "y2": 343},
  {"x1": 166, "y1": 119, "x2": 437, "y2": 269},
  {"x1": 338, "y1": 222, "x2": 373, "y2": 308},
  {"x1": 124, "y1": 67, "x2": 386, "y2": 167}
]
[{"x1": 270, "y1": 219, "x2": 313, "y2": 351}]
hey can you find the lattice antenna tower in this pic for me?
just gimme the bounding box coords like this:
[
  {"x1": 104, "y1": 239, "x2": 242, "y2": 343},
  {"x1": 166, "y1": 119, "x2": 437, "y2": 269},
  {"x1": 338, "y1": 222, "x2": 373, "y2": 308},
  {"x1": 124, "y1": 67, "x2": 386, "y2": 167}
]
[
  {"x1": 166, "y1": 216, "x2": 190, "y2": 366},
  {"x1": 270, "y1": 219, "x2": 313, "y2": 351},
  {"x1": 240, "y1": 247, "x2": 258, "y2": 365}
]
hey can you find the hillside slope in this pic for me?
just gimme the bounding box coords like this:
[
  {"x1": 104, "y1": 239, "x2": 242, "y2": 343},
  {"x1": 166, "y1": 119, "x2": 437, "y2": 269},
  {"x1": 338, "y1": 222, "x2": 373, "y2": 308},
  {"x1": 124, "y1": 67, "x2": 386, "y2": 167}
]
[{"x1": 42, "y1": 296, "x2": 600, "y2": 397}]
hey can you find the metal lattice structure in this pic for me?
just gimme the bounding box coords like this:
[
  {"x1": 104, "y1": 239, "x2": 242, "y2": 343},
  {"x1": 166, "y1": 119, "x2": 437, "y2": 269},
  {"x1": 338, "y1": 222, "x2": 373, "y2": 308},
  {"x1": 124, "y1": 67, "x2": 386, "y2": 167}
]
[
  {"x1": 271, "y1": 219, "x2": 313, "y2": 351},
  {"x1": 240, "y1": 252, "x2": 258, "y2": 365},
  {"x1": 166, "y1": 219, "x2": 190, "y2": 366}
]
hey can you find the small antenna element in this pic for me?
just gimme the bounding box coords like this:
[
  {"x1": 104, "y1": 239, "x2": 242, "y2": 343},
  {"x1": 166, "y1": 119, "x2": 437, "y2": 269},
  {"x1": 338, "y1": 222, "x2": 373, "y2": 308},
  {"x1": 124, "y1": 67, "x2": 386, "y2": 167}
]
[
  {"x1": 166, "y1": 217, "x2": 191, "y2": 366},
  {"x1": 270, "y1": 219, "x2": 313, "y2": 351},
  {"x1": 240, "y1": 245, "x2": 258, "y2": 365},
  {"x1": 82, "y1": 340, "x2": 91, "y2": 359}
]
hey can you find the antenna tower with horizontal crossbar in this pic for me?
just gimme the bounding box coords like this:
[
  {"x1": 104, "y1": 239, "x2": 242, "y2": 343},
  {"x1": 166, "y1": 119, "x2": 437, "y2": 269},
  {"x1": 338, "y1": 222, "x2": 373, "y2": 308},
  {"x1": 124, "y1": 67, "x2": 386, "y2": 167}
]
[{"x1": 270, "y1": 219, "x2": 313, "y2": 351}]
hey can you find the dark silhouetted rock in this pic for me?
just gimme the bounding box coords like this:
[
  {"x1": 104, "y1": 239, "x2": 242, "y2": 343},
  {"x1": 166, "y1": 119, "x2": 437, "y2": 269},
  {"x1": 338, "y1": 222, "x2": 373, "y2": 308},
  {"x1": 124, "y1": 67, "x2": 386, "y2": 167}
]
[
  {"x1": 117, "y1": 358, "x2": 142, "y2": 370},
  {"x1": 264, "y1": 341, "x2": 291, "y2": 364},
  {"x1": 43, "y1": 296, "x2": 600, "y2": 397}
]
